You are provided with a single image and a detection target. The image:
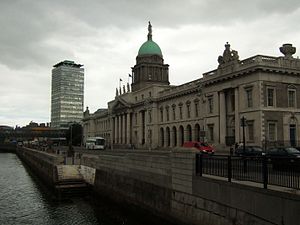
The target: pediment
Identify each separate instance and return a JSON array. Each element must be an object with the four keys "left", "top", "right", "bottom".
[{"left": 111, "top": 98, "right": 131, "bottom": 112}]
